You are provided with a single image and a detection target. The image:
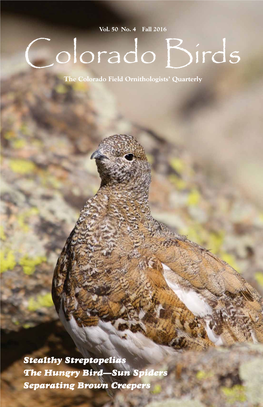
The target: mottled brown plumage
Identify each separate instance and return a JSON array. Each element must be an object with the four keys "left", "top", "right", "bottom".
[{"left": 52, "top": 134, "right": 263, "bottom": 378}]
